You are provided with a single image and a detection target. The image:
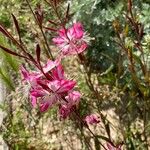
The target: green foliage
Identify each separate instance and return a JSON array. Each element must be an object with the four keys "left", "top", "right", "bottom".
[
  {"left": 0, "top": 34, "right": 19, "bottom": 90},
  {"left": 72, "top": 0, "right": 150, "bottom": 149},
  {"left": 72, "top": 0, "right": 124, "bottom": 72},
  {"left": 71, "top": 0, "right": 150, "bottom": 74}
]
